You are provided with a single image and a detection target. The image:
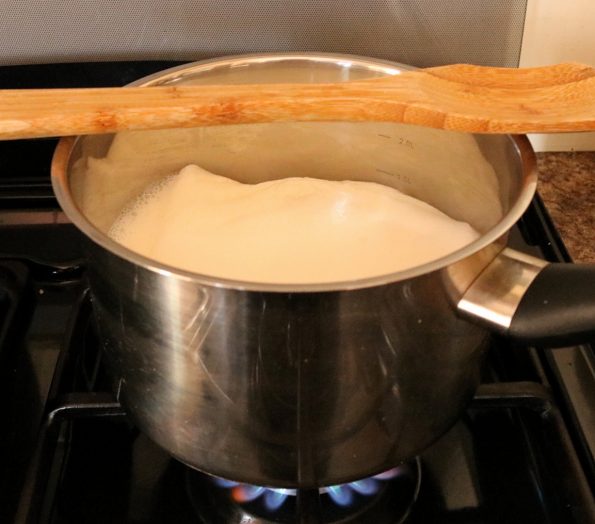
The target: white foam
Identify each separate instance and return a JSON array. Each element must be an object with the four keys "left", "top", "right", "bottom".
[
  {"left": 109, "top": 175, "right": 175, "bottom": 243},
  {"left": 109, "top": 164, "right": 480, "bottom": 284}
]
